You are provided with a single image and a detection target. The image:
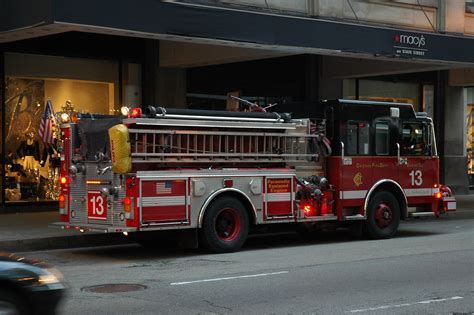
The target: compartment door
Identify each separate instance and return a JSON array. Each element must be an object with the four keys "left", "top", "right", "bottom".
[
  {"left": 265, "top": 177, "right": 294, "bottom": 218},
  {"left": 140, "top": 179, "right": 188, "bottom": 224}
]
